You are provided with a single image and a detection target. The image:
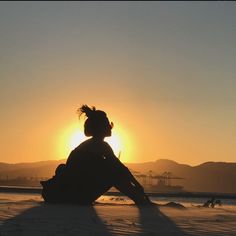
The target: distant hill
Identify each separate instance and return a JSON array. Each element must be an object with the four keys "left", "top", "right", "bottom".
[
  {"left": 0, "top": 159, "right": 236, "bottom": 194},
  {"left": 127, "top": 159, "right": 236, "bottom": 194},
  {"left": 0, "top": 160, "right": 64, "bottom": 179}
]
